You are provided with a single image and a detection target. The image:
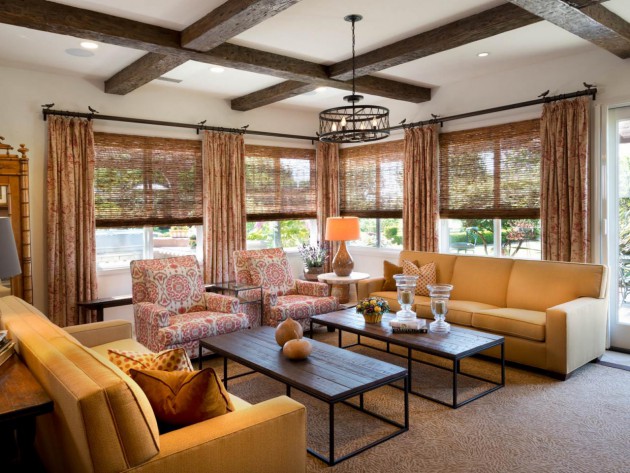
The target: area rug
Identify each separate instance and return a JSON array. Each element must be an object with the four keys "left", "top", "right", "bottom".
[{"left": 202, "top": 329, "right": 630, "bottom": 473}]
